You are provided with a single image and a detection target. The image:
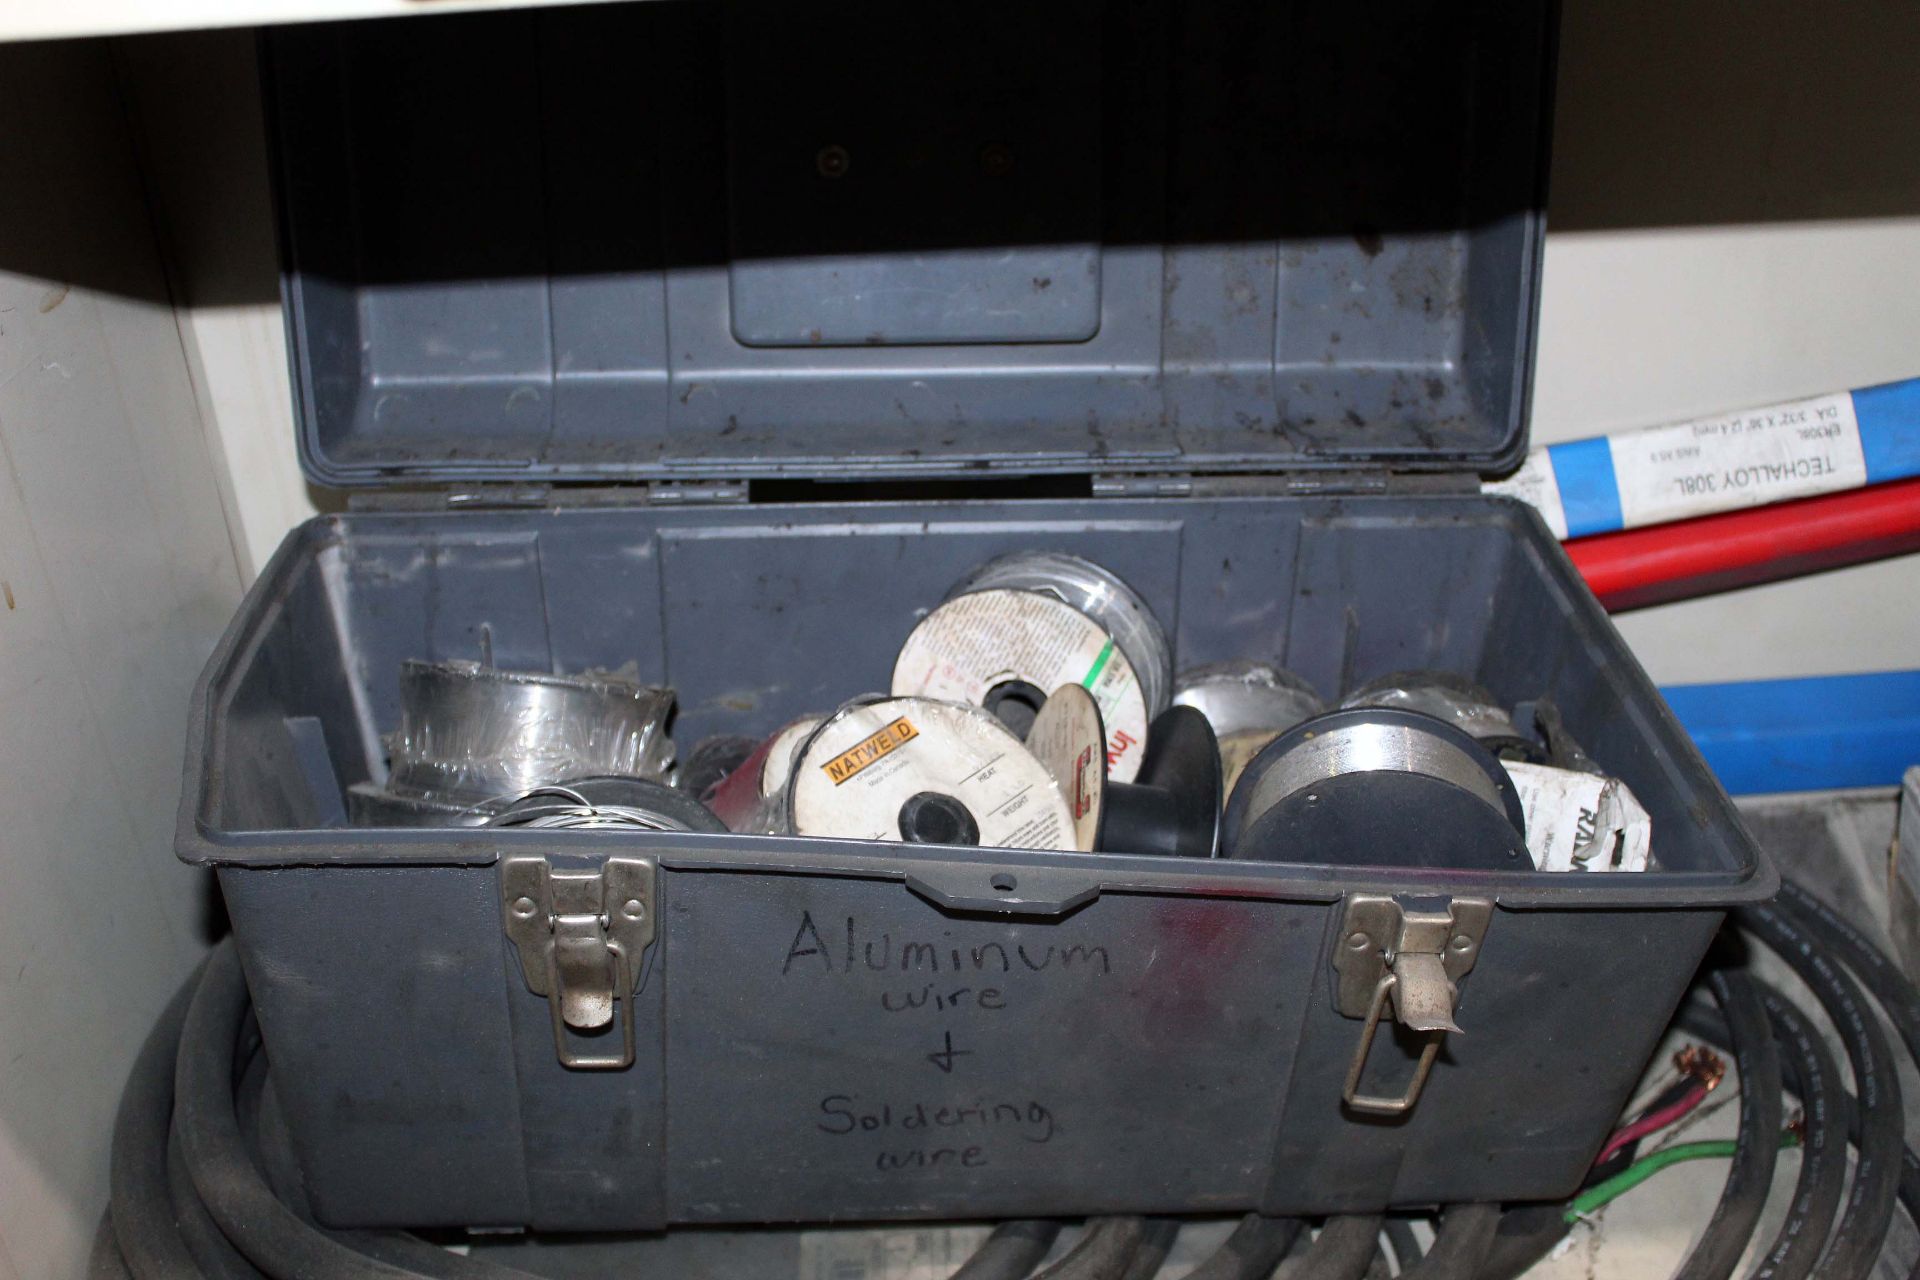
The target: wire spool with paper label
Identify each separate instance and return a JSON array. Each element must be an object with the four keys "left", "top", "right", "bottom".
[
  {"left": 1223, "top": 707, "right": 1528, "bottom": 870},
  {"left": 1340, "top": 670, "right": 1545, "bottom": 763},
  {"left": 943, "top": 551, "right": 1173, "bottom": 720},
  {"left": 1174, "top": 662, "right": 1325, "bottom": 795},
  {"left": 786, "top": 697, "right": 1075, "bottom": 851},
  {"left": 892, "top": 589, "right": 1153, "bottom": 783},
  {"left": 487, "top": 776, "right": 725, "bottom": 832},
  {"left": 1029, "top": 684, "right": 1223, "bottom": 859}
]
